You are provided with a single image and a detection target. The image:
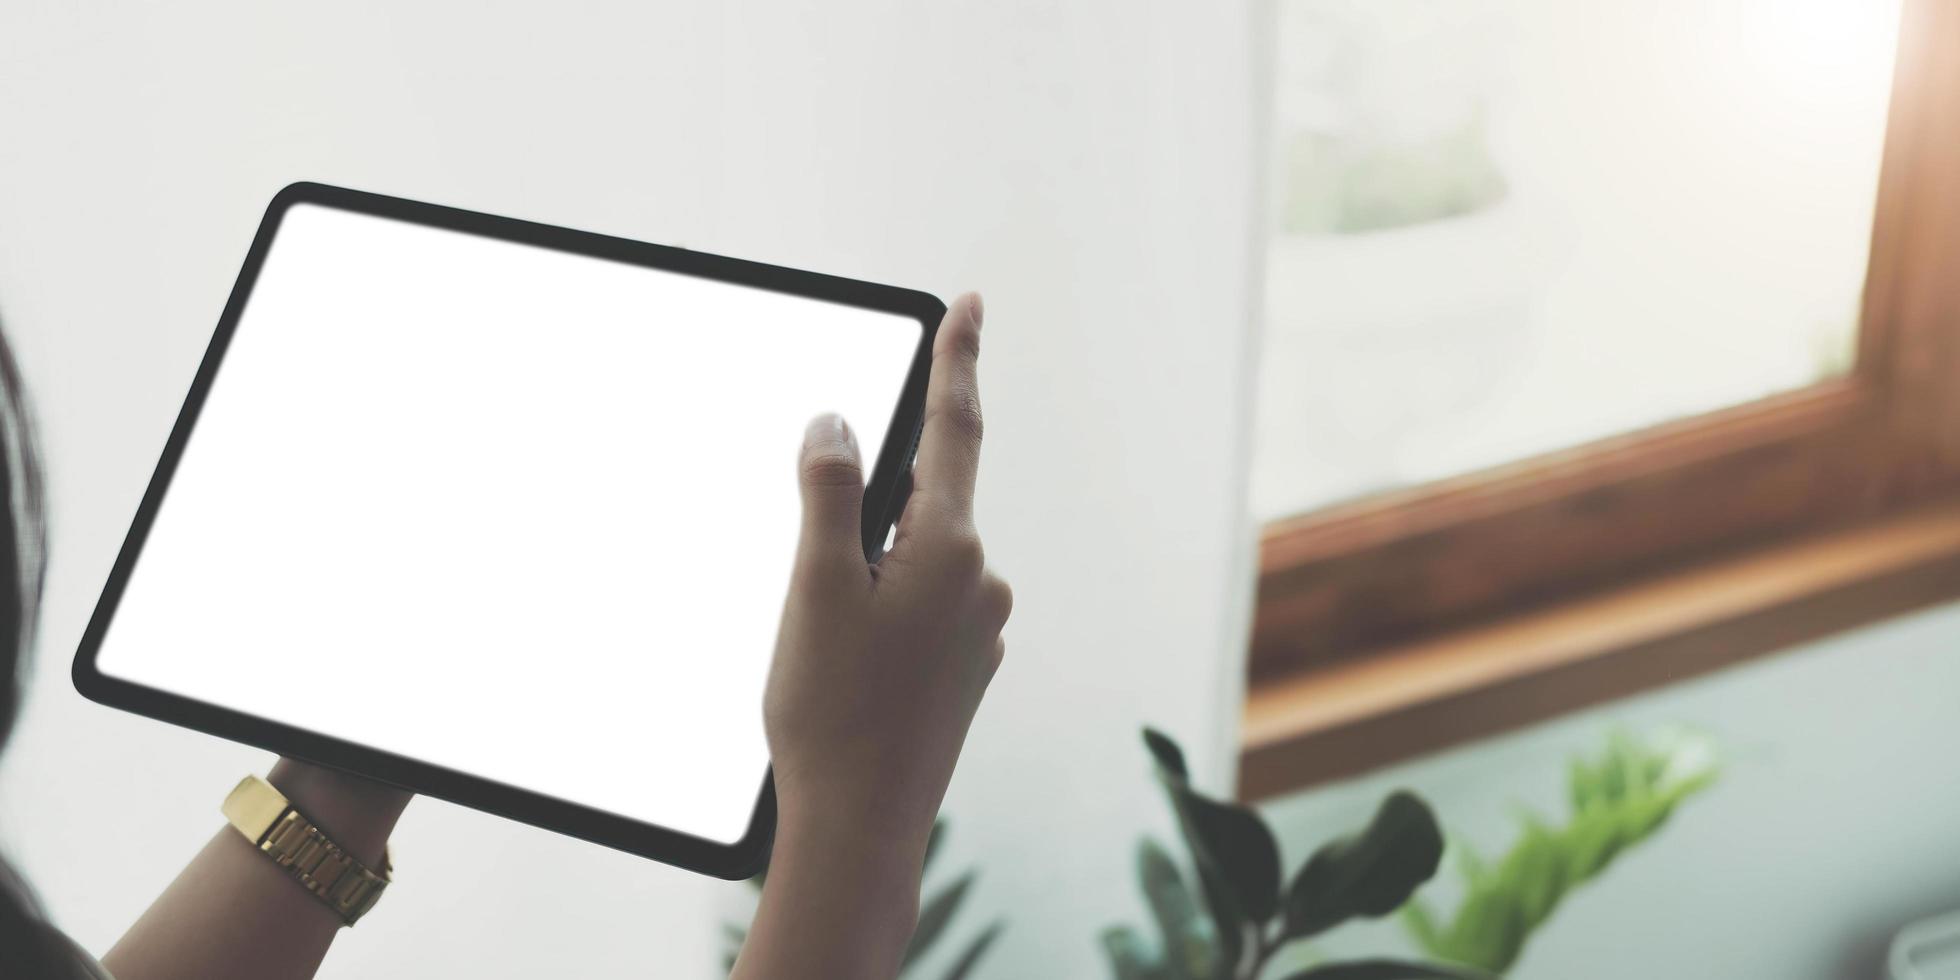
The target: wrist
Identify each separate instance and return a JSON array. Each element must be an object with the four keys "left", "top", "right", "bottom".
[
  {"left": 772, "top": 764, "right": 940, "bottom": 863},
  {"left": 777, "top": 803, "right": 929, "bottom": 874},
  {"left": 265, "top": 758, "right": 411, "bottom": 867},
  {"left": 737, "top": 791, "right": 926, "bottom": 980},
  {"left": 773, "top": 790, "right": 927, "bottom": 902},
  {"left": 764, "top": 804, "right": 924, "bottom": 956}
]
